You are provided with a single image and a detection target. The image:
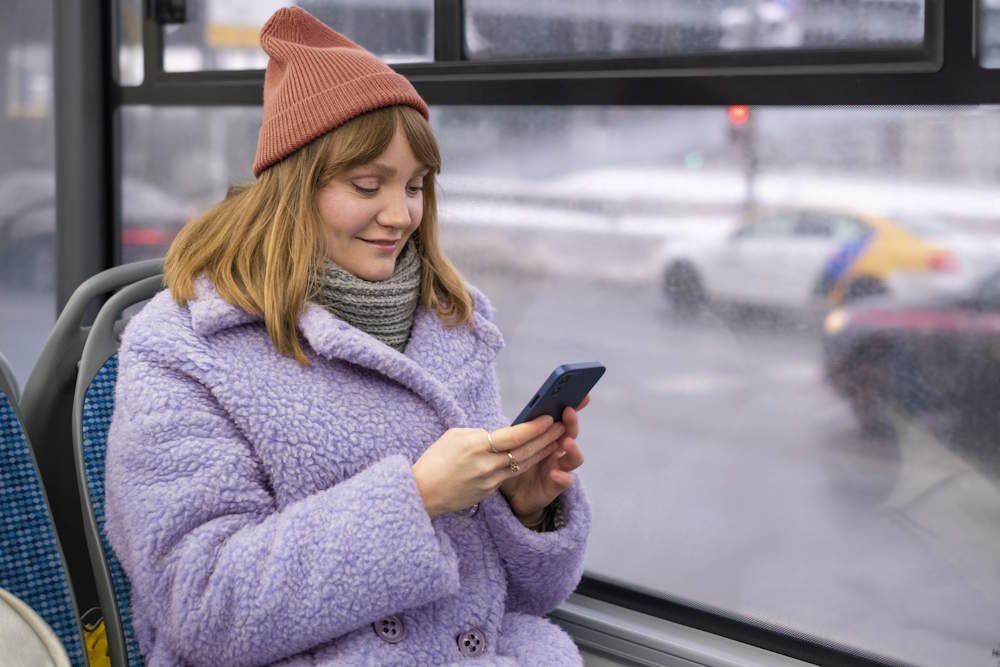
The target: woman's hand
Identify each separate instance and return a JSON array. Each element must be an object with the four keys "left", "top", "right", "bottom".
[
  {"left": 412, "top": 415, "right": 566, "bottom": 519},
  {"left": 500, "top": 396, "right": 589, "bottom": 526}
]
